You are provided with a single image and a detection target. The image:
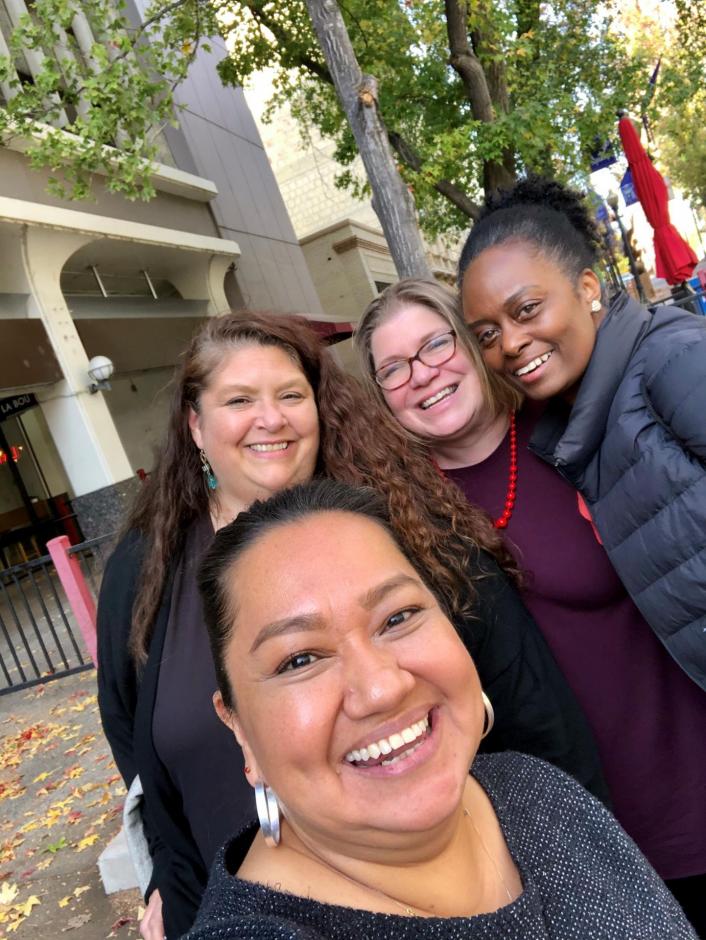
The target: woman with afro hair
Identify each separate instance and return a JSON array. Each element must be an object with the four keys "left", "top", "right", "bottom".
[{"left": 458, "top": 176, "right": 706, "bottom": 933}]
